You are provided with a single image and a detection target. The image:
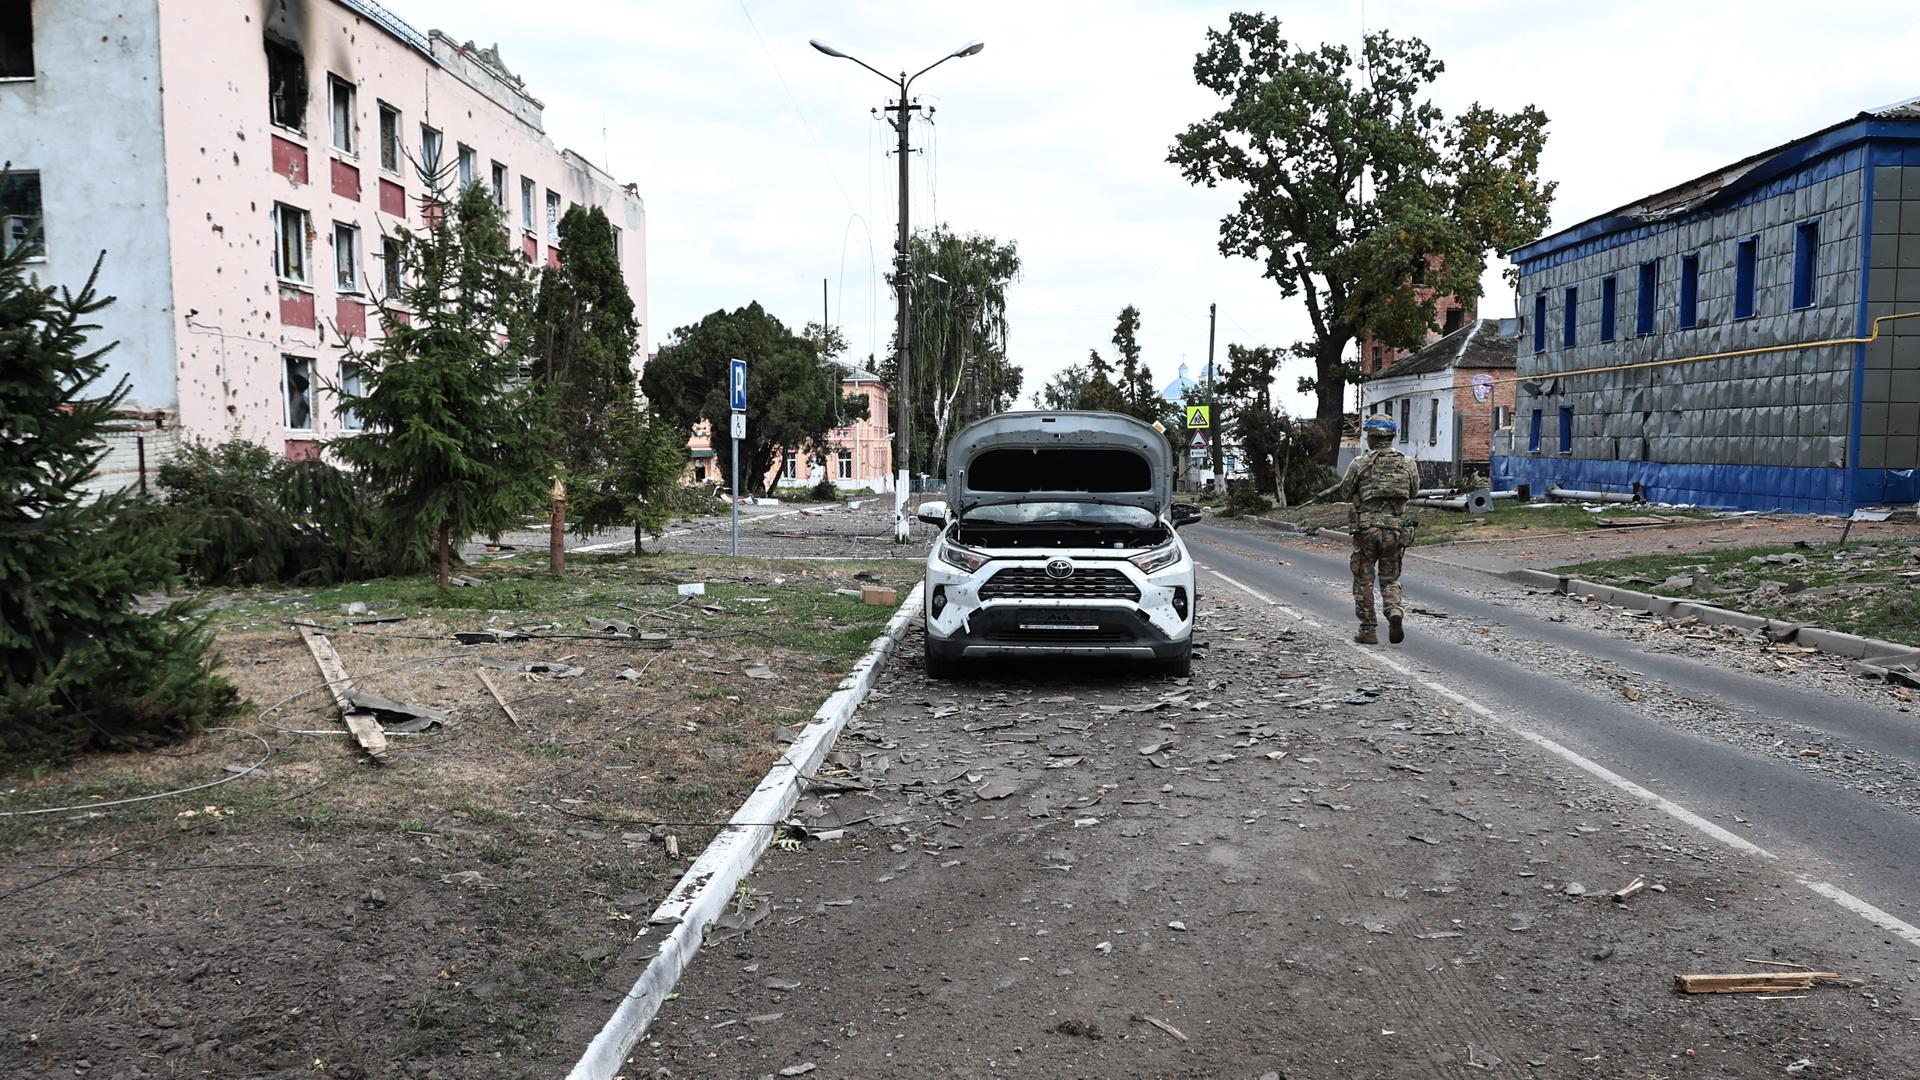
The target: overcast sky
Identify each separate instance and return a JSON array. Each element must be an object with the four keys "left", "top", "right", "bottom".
[{"left": 395, "top": 0, "right": 1920, "bottom": 415}]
